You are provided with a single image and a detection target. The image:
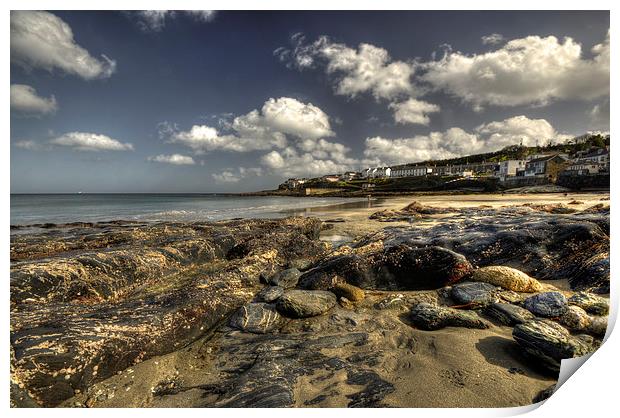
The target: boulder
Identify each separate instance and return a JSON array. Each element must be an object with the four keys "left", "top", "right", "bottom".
[
  {"left": 568, "top": 292, "right": 609, "bottom": 315},
  {"left": 254, "top": 286, "right": 285, "bottom": 303},
  {"left": 409, "top": 303, "right": 490, "bottom": 331},
  {"left": 471, "top": 266, "right": 542, "bottom": 292},
  {"left": 512, "top": 319, "right": 593, "bottom": 372},
  {"left": 450, "top": 282, "right": 498, "bottom": 307},
  {"left": 587, "top": 316, "right": 608, "bottom": 337},
  {"left": 523, "top": 292, "right": 568, "bottom": 317},
  {"left": 229, "top": 303, "right": 284, "bottom": 334},
  {"left": 276, "top": 290, "right": 337, "bottom": 318},
  {"left": 267, "top": 268, "right": 301, "bottom": 289},
  {"left": 332, "top": 283, "right": 365, "bottom": 302},
  {"left": 483, "top": 303, "right": 535, "bottom": 326},
  {"left": 558, "top": 305, "right": 591, "bottom": 332}
]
